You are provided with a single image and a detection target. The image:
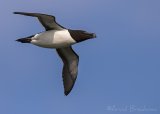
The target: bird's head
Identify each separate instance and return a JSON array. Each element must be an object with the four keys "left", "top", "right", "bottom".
[{"left": 69, "top": 30, "right": 96, "bottom": 43}]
